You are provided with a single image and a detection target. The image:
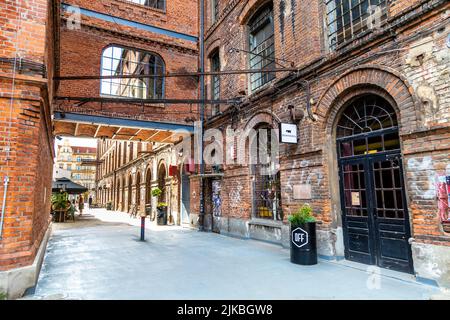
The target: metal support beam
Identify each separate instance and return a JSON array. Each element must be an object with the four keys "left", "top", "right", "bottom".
[
  {"left": 55, "top": 96, "right": 241, "bottom": 105},
  {"left": 54, "top": 112, "right": 195, "bottom": 133},
  {"left": 55, "top": 67, "right": 299, "bottom": 81}
]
